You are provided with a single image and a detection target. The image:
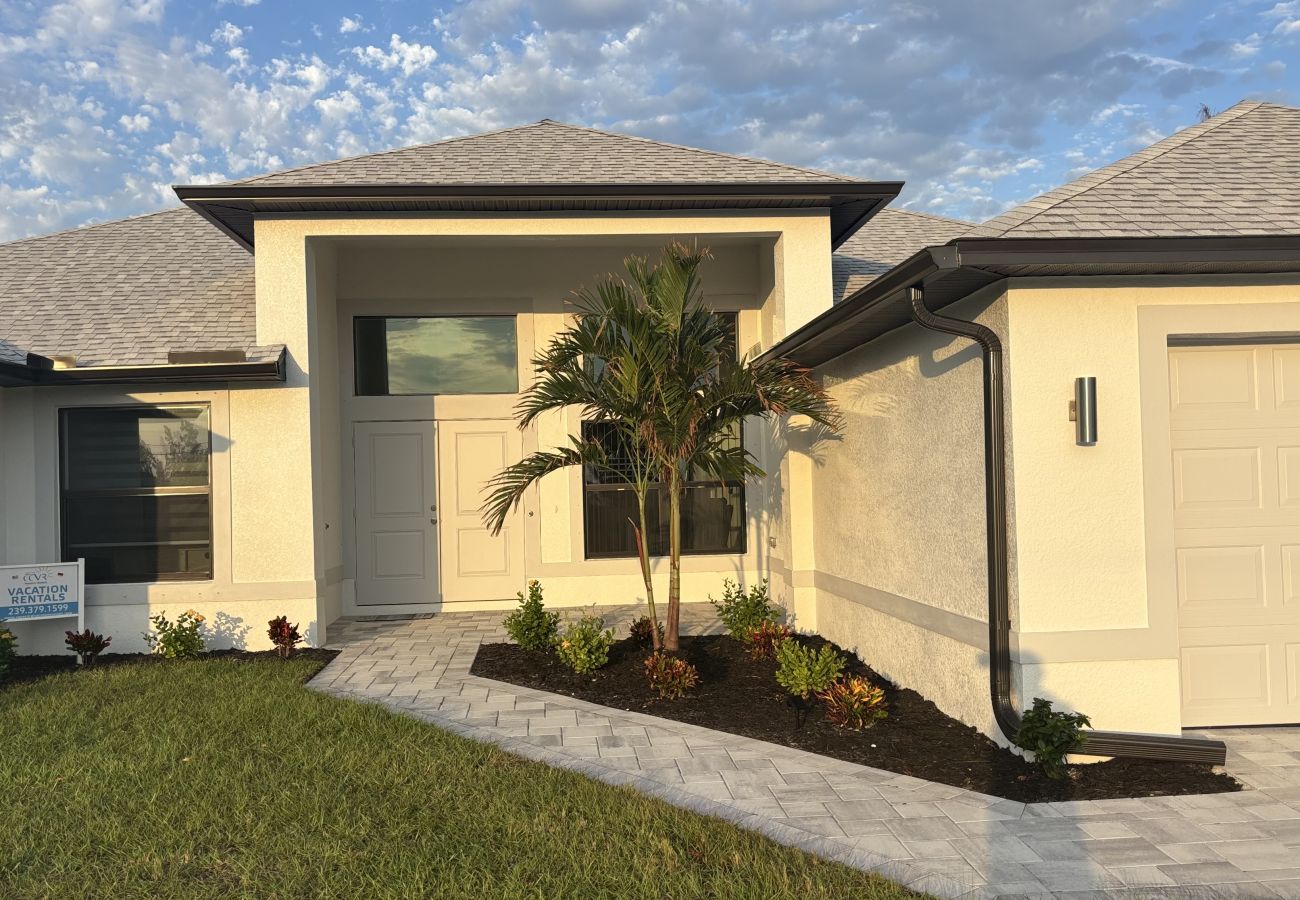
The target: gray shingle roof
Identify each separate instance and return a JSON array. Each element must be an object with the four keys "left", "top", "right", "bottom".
[
  {"left": 0, "top": 207, "right": 264, "bottom": 367},
  {"left": 969, "top": 101, "right": 1300, "bottom": 239},
  {"left": 832, "top": 207, "right": 971, "bottom": 301},
  {"left": 225, "top": 119, "right": 857, "bottom": 187}
]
